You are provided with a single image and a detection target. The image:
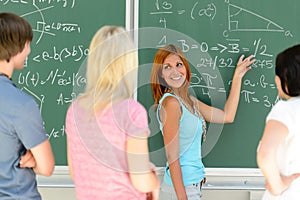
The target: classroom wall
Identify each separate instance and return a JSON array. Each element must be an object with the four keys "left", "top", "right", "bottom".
[
  {"left": 38, "top": 186, "right": 265, "bottom": 200},
  {"left": 38, "top": 188, "right": 264, "bottom": 200},
  {"left": 39, "top": 188, "right": 263, "bottom": 200},
  {"left": 37, "top": 167, "right": 266, "bottom": 200}
]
